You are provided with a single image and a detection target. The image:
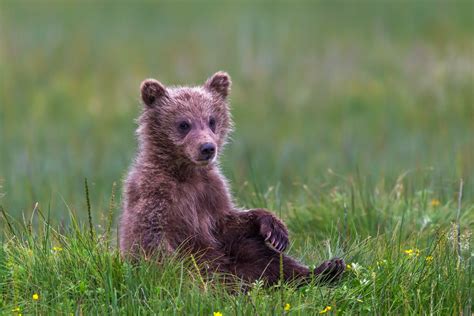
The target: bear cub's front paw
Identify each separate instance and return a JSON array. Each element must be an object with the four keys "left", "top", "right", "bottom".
[
  {"left": 313, "top": 258, "right": 345, "bottom": 283},
  {"left": 258, "top": 214, "right": 289, "bottom": 253}
]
